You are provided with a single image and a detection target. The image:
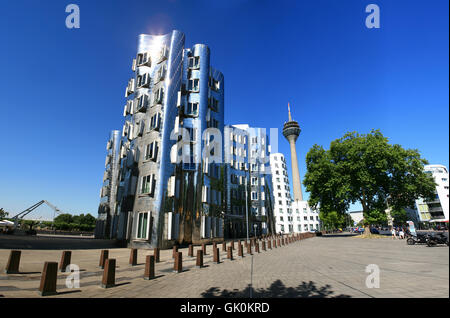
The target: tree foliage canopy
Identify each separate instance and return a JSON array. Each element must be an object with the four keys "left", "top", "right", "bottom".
[
  {"left": 53, "top": 213, "right": 96, "bottom": 231},
  {"left": 0, "top": 208, "right": 9, "bottom": 219},
  {"left": 303, "top": 130, "right": 436, "bottom": 226},
  {"left": 319, "top": 211, "right": 351, "bottom": 230}
]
